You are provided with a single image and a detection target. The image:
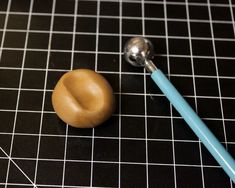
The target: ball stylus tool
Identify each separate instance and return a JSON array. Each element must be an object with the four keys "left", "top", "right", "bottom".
[{"left": 124, "top": 37, "right": 235, "bottom": 183}]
